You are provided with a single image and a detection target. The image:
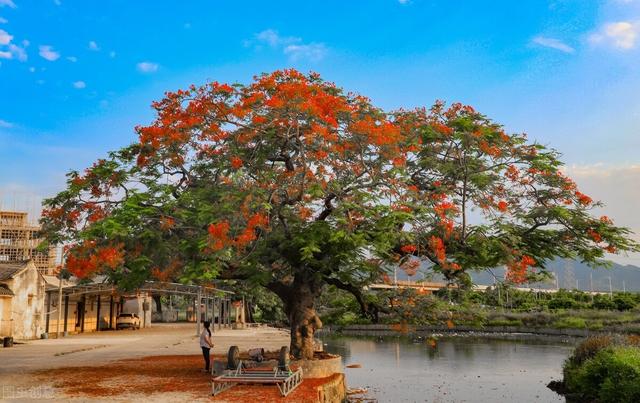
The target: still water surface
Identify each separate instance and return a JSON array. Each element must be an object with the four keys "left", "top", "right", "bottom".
[{"left": 321, "top": 335, "right": 574, "bottom": 403}]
